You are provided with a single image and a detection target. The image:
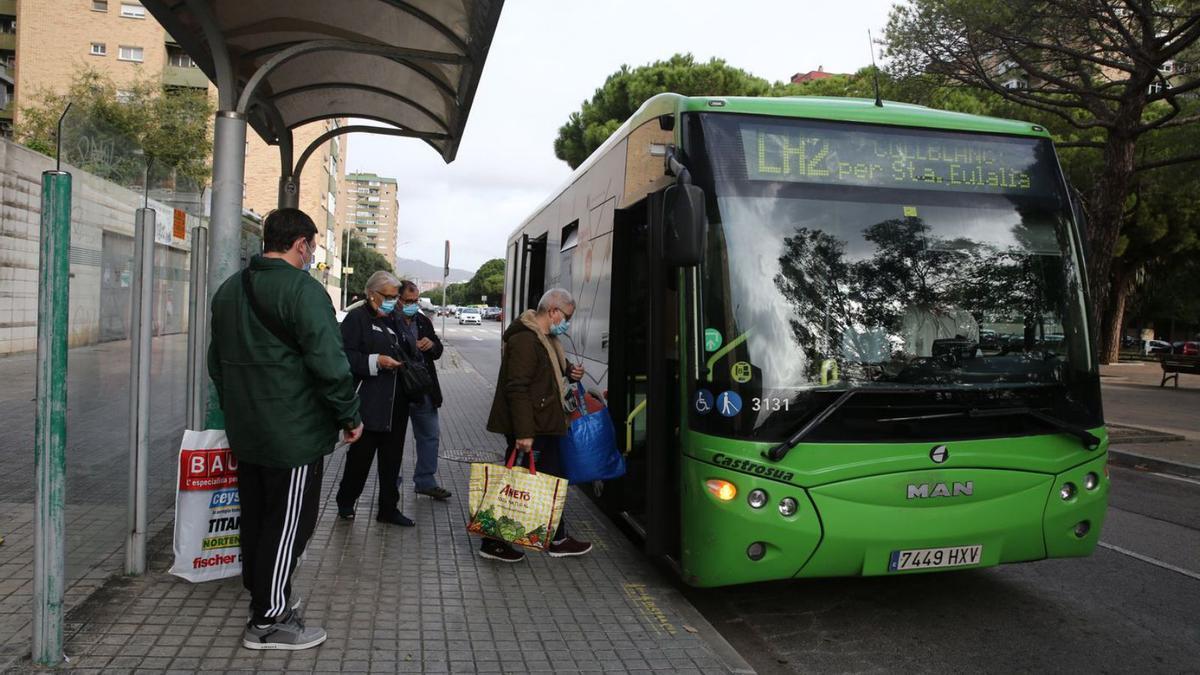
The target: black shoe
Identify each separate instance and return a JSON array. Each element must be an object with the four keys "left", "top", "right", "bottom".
[
  {"left": 547, "top": 537, "right": 593, "bottom": 558},
  {"left": 479, "top": 539, "right": 525, "bottom": 563},
  {"left": 416, "top": 486, "right": 452, "bottom": 500},
  {"left": 376, "top": 511, "right": 415, "bottom": 527},
  {"left": 337, "top": 504, "right": 355, "bottom": 520}
]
